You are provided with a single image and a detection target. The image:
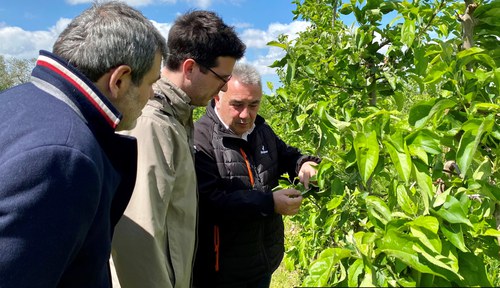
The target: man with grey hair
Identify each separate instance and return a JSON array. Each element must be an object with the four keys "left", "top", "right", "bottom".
[
  {"left": 0, "top": 2, "right": 167, "bottom": 287},
  {"left": 193, "top": 63, "right": 320, "bottom": 287}
]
